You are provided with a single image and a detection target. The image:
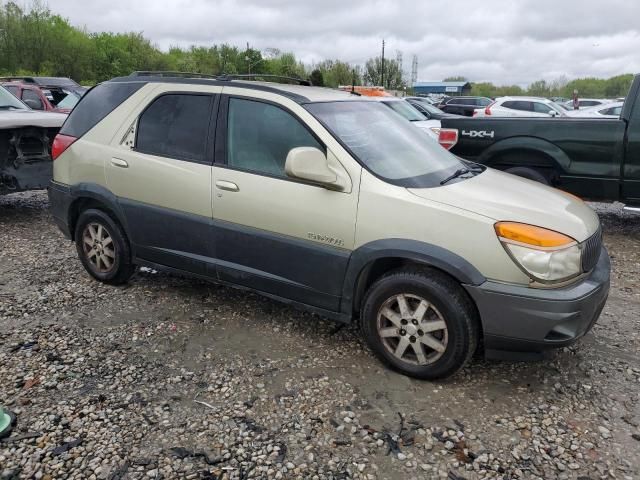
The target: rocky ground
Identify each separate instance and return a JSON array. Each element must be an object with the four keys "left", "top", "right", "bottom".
[{"left": 0, "top": 191, "right": 639, "bottom": 480}]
